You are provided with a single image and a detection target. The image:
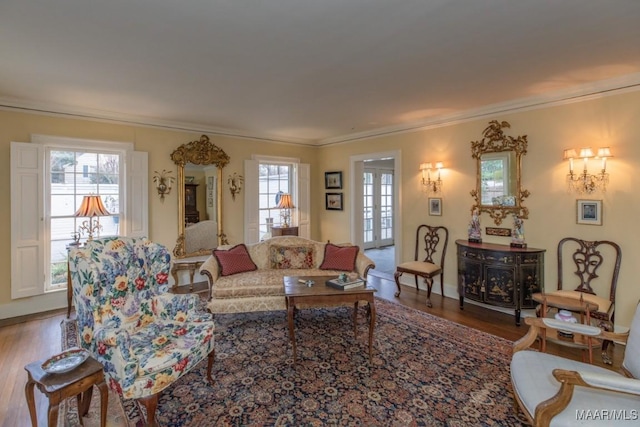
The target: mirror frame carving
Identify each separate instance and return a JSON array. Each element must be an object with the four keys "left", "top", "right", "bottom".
[
  {"left": 171, "top": 135, "right": 230, "bottom": 257},
  {"left": 470, "top": 120, "right": 530, "bottom": 225}
]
